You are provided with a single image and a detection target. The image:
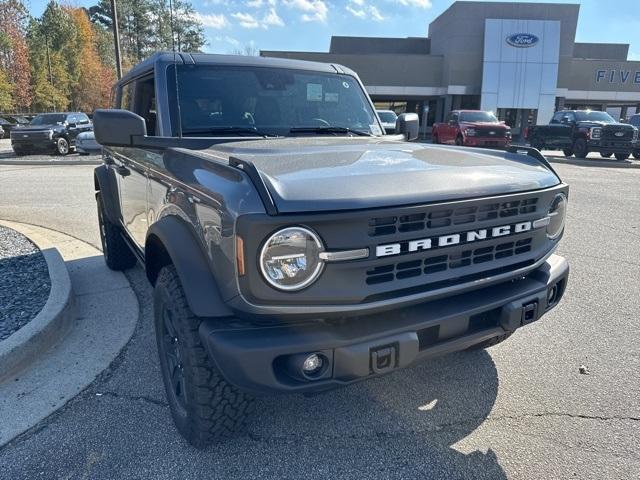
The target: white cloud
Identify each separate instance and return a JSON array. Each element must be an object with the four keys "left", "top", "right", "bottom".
[
  {"left": 191, "top": 12, "right": 229, "bottom": 29},
  {"left": 214, "top": 35, "right": 241, "bottom": 47},
  {"left": 283, "top": 0, "right": 328, "bottom": 23},
  {"left": 262, "top": 7, "right": 285, "bottom": 27},
  {"left": 396, "top": 0, "right": 432, "bottom": 8},
  {"left": 246, "top": 0, "right": 263, "bottom": 6},
  {"left": 232, "top": 11, "right": 260, "bottom": 28},
  {"left": 346, "top": 1, "right": 385, "bottom": 21}
]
